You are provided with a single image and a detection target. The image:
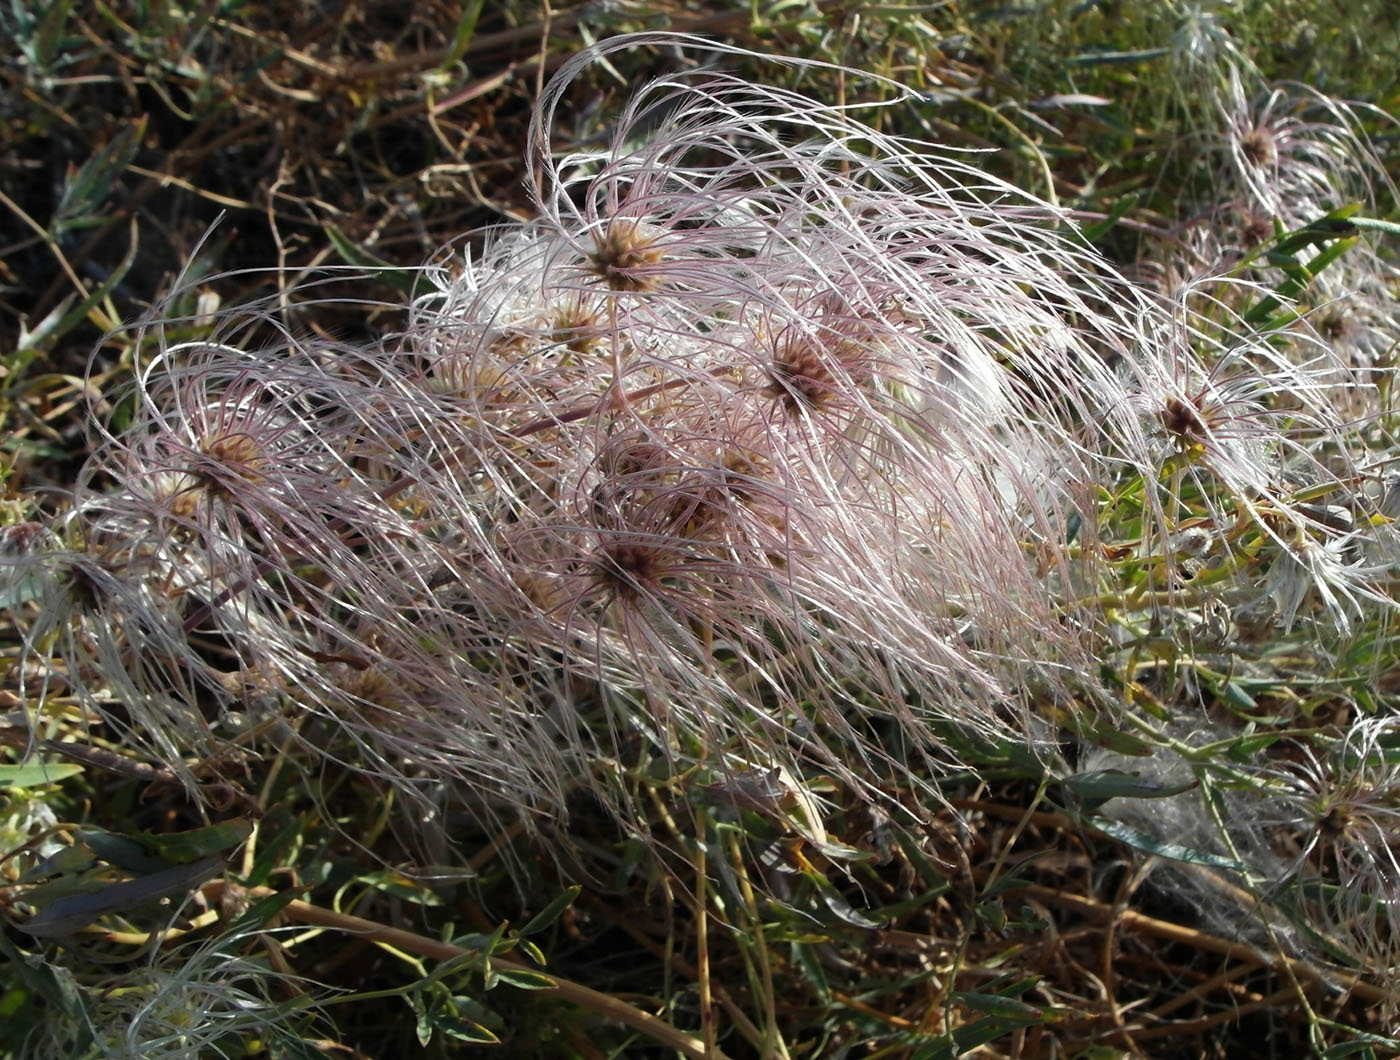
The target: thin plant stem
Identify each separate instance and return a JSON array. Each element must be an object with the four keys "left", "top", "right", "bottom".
[
  {"left": 201, "top": 880, "right": 732, "bottom": 1060},
  {"left": 722, "top": 828, "right": 790, "bottom": 1060},
  {"left": 693, "top": 804, "right": 716, "bottom": 1058}
]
